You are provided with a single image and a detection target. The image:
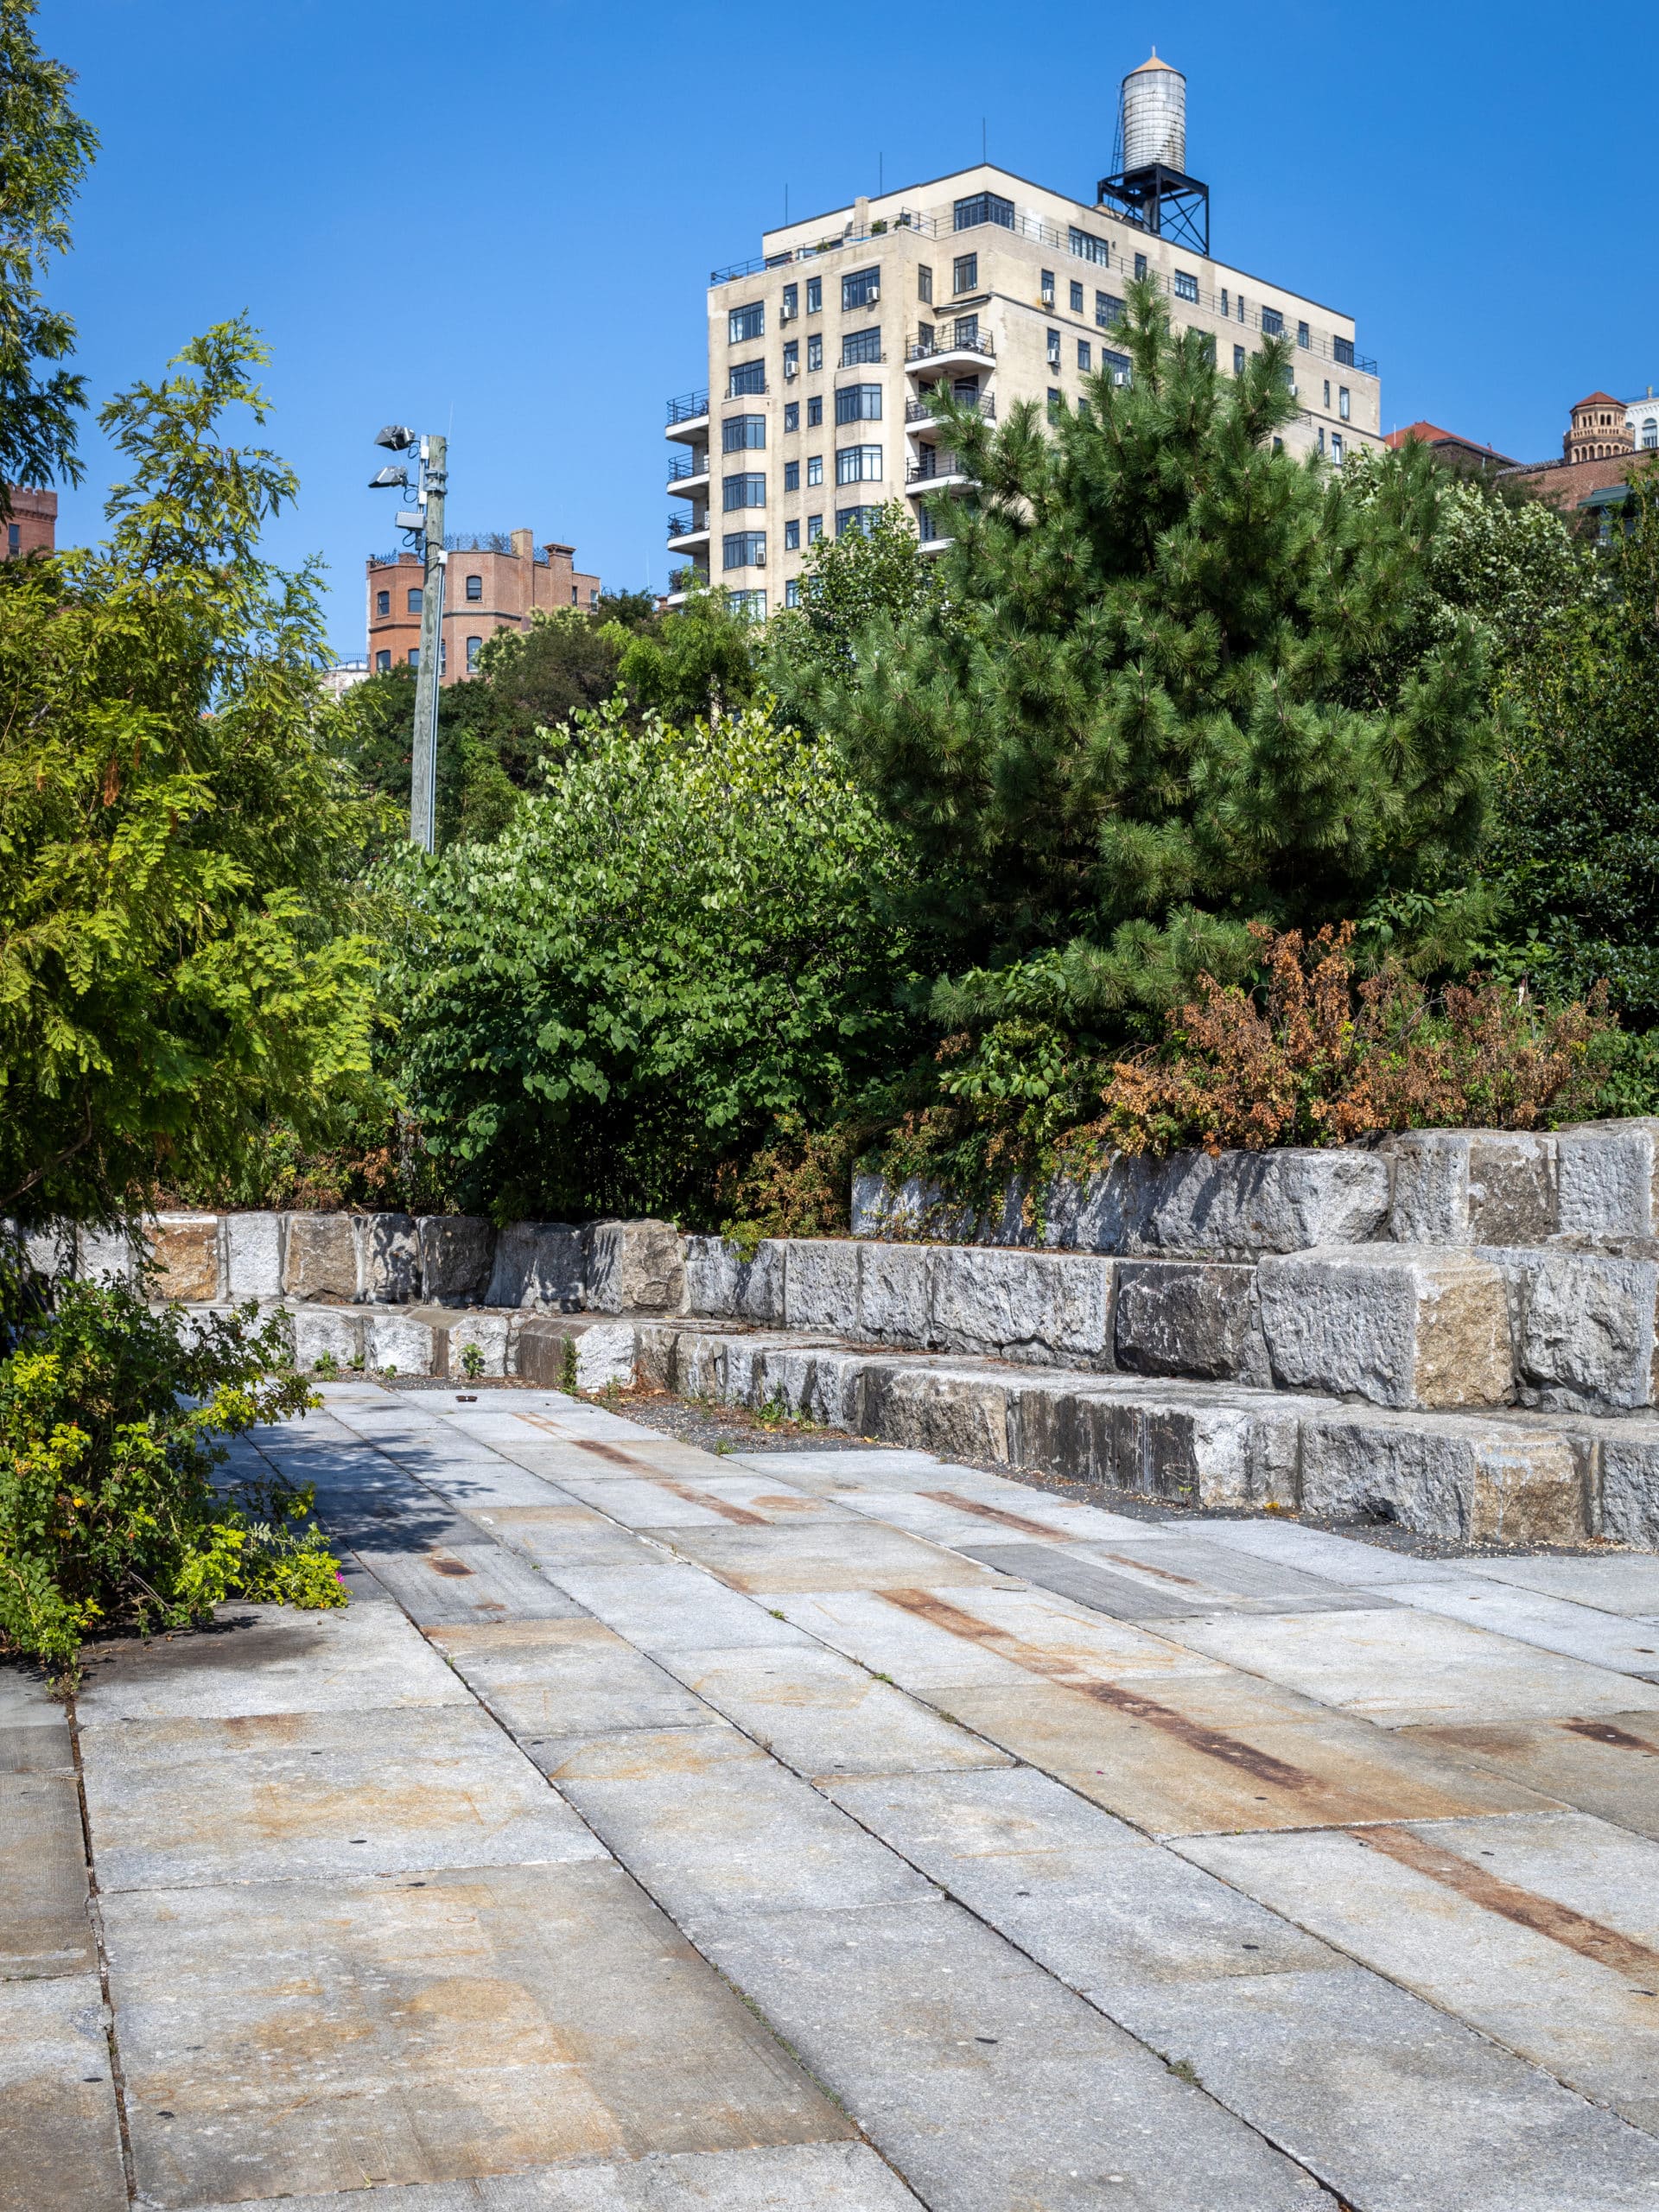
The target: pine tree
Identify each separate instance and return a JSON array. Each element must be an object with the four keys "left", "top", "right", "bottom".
[{"left": 812, "top": 279, "right": 1499, "bottom": 1031}]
